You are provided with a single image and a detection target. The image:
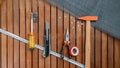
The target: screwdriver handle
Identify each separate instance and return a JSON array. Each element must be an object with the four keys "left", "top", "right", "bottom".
[{"left": 28, "top": 32, "right": 35, "bottom": 50}]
